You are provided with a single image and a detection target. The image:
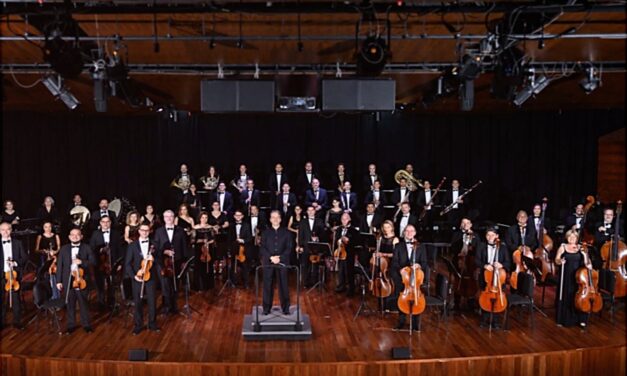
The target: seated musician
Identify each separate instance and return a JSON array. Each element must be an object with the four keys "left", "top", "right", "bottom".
[
  {"left": 504, "top": 210, "right": 538, "bottom": 255},
  {"left": 1, "top": 222, "right": 27, "bottom": 330},
  {"left": 391, "top": 224, "right": 427, "bottom": 331},
  {"left": 475, "top": 227, "right": 511, "bottom": 329},
  {"left": 125, "top": 224, "right": 160, "bottom": 334}
]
